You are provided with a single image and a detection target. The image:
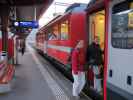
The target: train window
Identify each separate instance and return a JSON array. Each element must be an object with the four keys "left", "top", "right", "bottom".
[
  {"left": 53, "top": 25, "right": 60, "bottom": 40},
  {"left": 47, "top": 29, "right": 57, "bottom": 40},
  {"left": 48, "top": 33, "right": 57, "bottom": 40},
  {"left": 112, "top": 1, "right": 133, "bottom": 49},
  {"left": 61, "top": 21, "right": 69, "bottom": 40}
]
